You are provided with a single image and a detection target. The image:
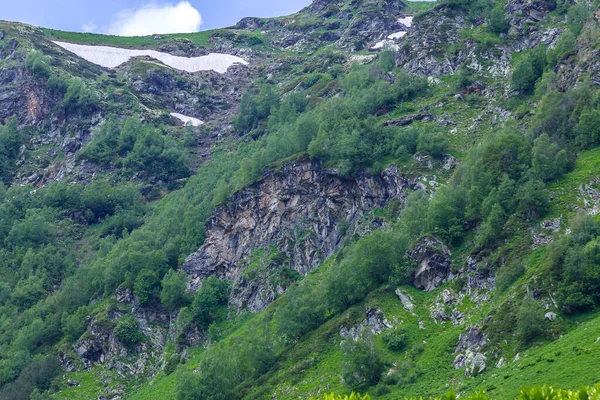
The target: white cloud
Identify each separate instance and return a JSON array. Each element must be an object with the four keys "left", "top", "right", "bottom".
[
  {"left": 107, "top": 1, "right": 203, "bottom": 37},
  {"left": 81, "top": 22, "right": 97, "bottom": 33}
]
